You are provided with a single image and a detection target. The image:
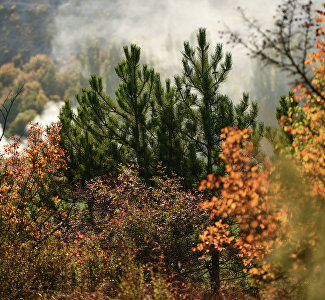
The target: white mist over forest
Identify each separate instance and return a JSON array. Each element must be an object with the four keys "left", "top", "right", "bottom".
[
  {"left": 46, "top": 0, "right": 322, "bottom": 127},
  {"left": 1, "top": 0, "right": 323, "bottom": 131},
  {"left": 51, "top": 0, "right": 282, "bottom": 101}
]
